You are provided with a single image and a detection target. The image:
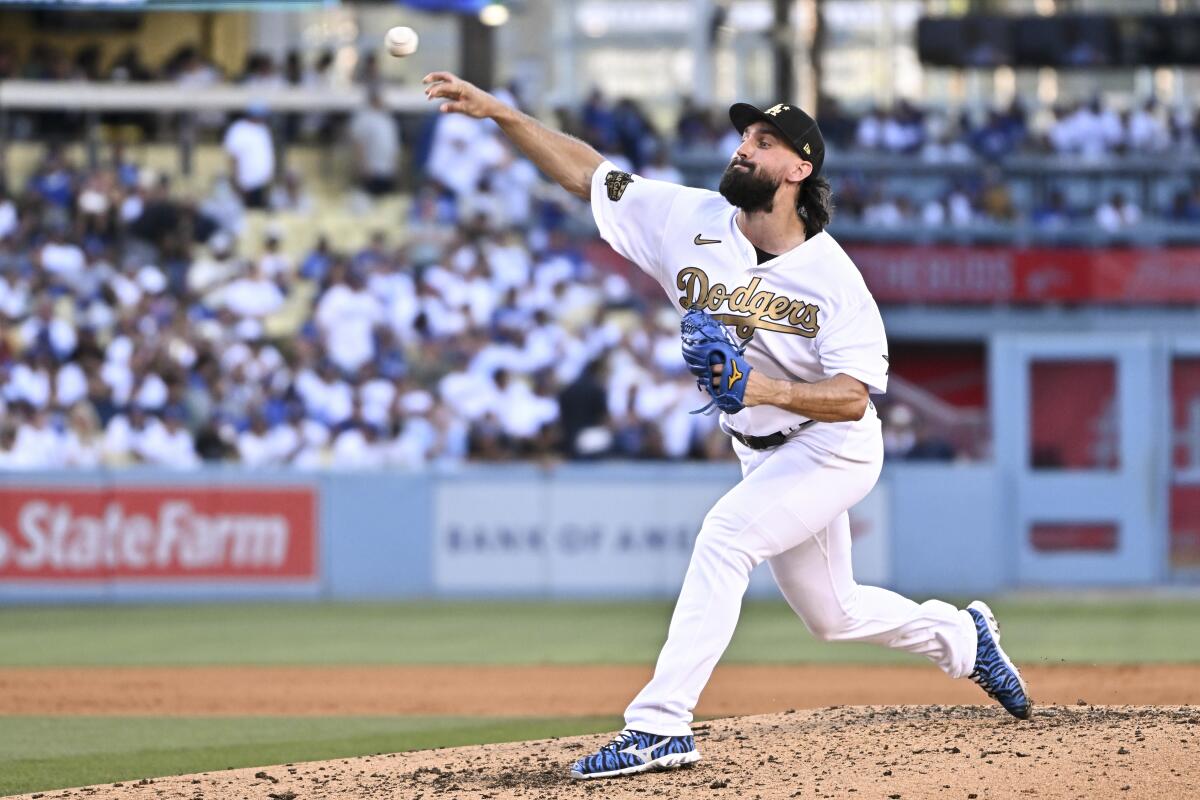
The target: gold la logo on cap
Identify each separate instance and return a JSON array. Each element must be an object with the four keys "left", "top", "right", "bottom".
[
  {"left": 764, "top": 103, "right": 790, "bottom": 116},
  {"left": 803, "top": 142, "right": 812, "bottom": 155}
]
